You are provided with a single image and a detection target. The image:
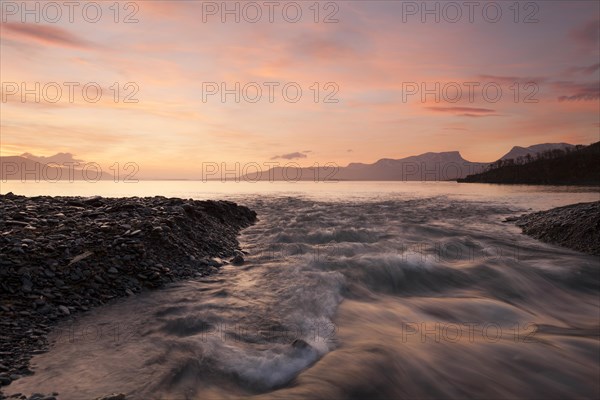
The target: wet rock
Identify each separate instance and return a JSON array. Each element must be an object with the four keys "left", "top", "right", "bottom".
[
  {"left": 27, "top": 394, "right": 53, "bottom": 400},
  {"left": 95, "top": 394, "right": 127, "bottom": 400},
  {"left": 292, "top": 339, "right": 311, "bottom": 350},
  {"left": 36, "top": 304, "right": 54, "bottom": 316},
  {"left": 6, "top": 220, "right": 28, "bottom": 226},
  {"left": 206, "top": 257, "right": 224, "bottom": 267},
  {"left": 515, "top": 201, "right": 600, "bottom": 255},
  {"left": 57, "top": 305, "right": 70, "bottom": 316},
  {"left": 0, "top": 373, "right": 12, "bottom": 385},
  {"left": 231, "top": 250, "right": 245, "bottom": 266},
  {"left": 84, "top": 196, "right": 104, "bottom": 207},
  {"left": 20, "top": 277, "right": 32, "bottom": 293},
  {"left": 68, "top": 251, "right": 94, "bottom": 265}
]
